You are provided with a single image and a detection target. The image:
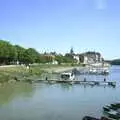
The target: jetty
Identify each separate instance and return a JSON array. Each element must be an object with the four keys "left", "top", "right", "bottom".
[
  {"left": 72, "top": 66, "right": 110, "bottom": 75},
  {"left": 26, "top": 78, "right": 116, "bottom": 87}
]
